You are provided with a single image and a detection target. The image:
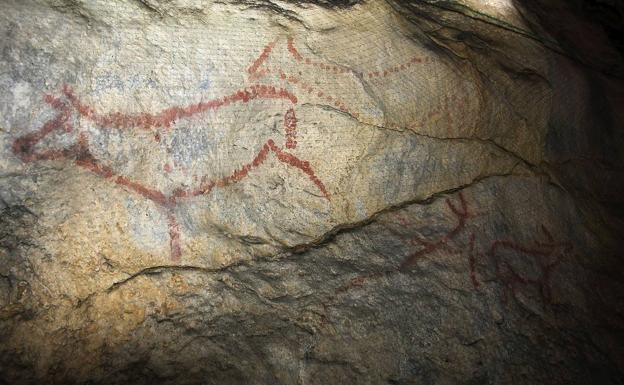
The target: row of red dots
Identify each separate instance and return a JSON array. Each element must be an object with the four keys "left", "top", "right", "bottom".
[
  {"left": 287, "top": 37, "right": 429, "bottom": 80},
  {"left": 366, "top": 56, "right": 430, "bottom": 79}
]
